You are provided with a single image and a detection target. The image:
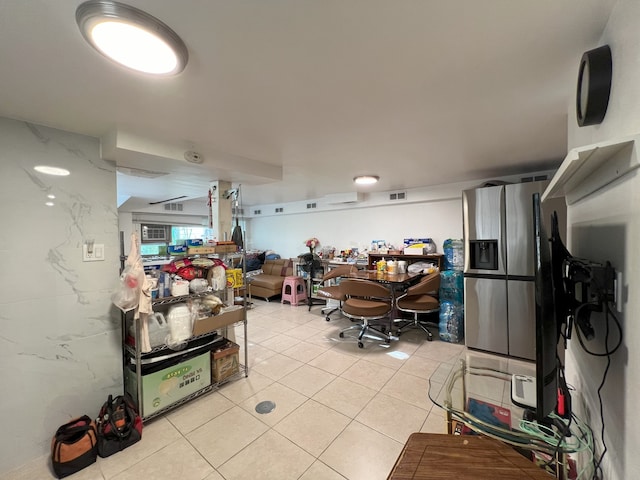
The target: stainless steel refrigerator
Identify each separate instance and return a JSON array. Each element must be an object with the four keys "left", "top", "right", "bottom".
[{"left": 462, "top": 181, "right": 564, "bottom": 360}]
